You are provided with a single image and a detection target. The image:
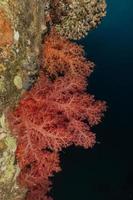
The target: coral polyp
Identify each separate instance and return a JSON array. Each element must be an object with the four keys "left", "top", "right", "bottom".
[{"left": 53, "top": 0, "right": 107, "bottom": 40}]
